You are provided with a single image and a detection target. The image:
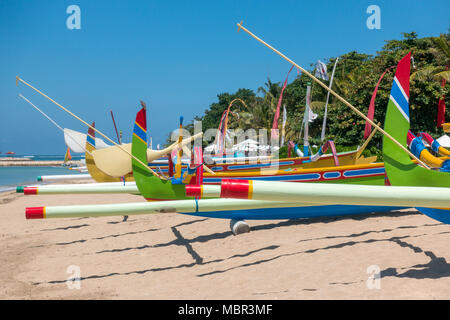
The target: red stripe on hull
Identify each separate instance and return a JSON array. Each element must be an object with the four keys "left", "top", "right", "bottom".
[
  {"left": 88, "top": 121, "right": 95, "bottom": 137},
  {"left": 136, "top": 108, "right": 147, "bottom": 131},
  {"left": 395, "top": 52, "right": 411, "bottom": 98}
]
